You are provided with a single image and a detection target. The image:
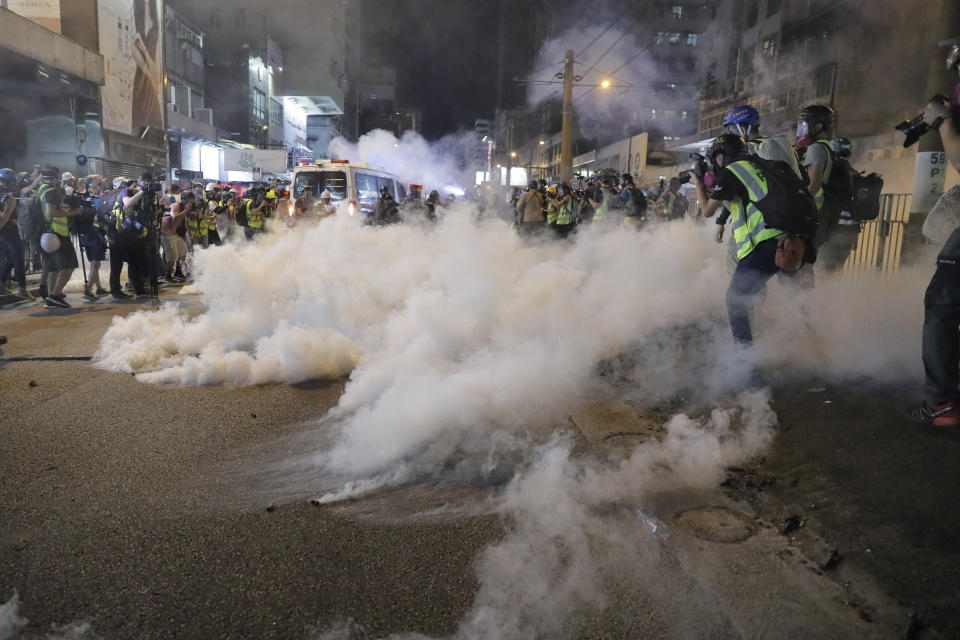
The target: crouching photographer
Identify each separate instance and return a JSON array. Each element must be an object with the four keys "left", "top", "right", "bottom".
[{"left": 907, "top": 44, "right": 960, "bottom": 427}]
